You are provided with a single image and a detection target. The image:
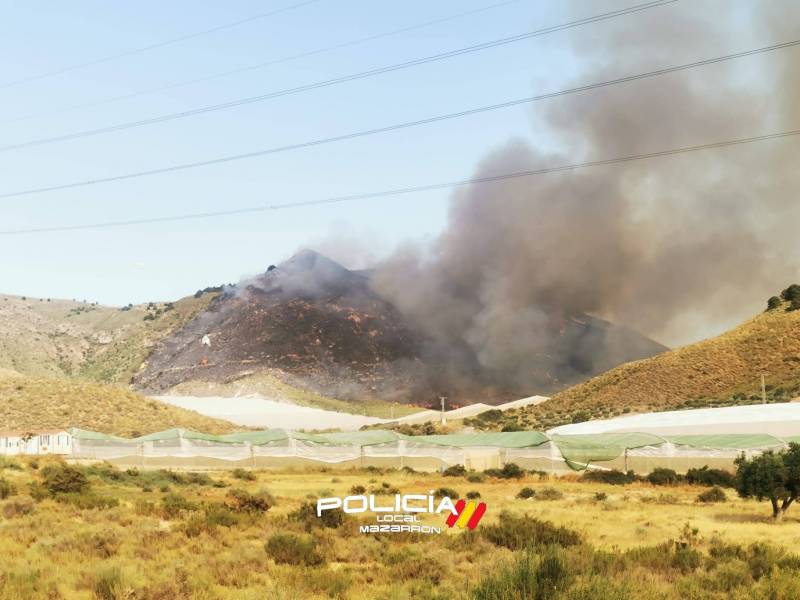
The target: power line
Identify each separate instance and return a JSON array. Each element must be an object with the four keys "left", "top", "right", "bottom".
[
  {"left": 0, "top": 38, "right": 795, "bottom": 200},
  {"left": 2, "top": 127, "right": 797, "bottom": 235},
  {"left": 2, "top": 0, "right": 523, "bottom": 125},
  {"left": 0, "top": 0, "right": 322, "bottom": 90},
  {"left": 0, "top": 0, "right": 676, "bottom": 153}
]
